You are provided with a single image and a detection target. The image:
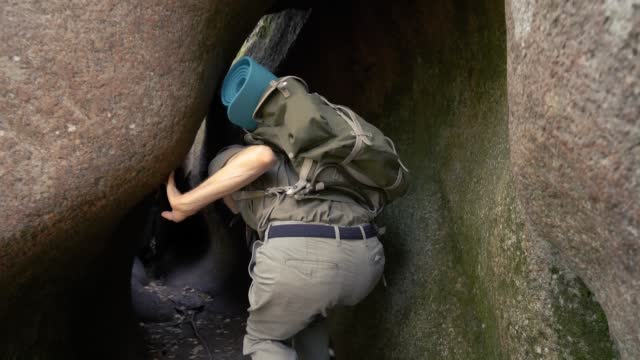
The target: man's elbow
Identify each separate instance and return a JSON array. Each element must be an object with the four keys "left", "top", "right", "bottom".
[{"left": 254, "top": 145, "right": 277, "bottom": 170}]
